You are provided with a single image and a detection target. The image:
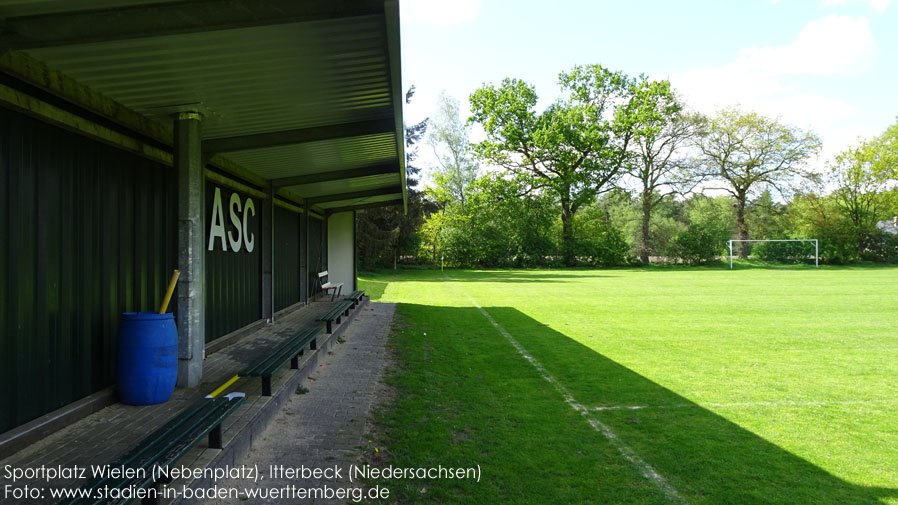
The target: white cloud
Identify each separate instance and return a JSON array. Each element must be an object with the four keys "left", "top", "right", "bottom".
[
  {"left": 737, "top": 15, "right": 876, "bottom": 76},
  {"left": 667, "top": 15, "right": 878, "bottom": 163},
  {"left": 401, "top": 0, "right": 482, "bottom": 26},
  {"left": 824, "top": 0, "right": 892, "bottom": 13}
]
